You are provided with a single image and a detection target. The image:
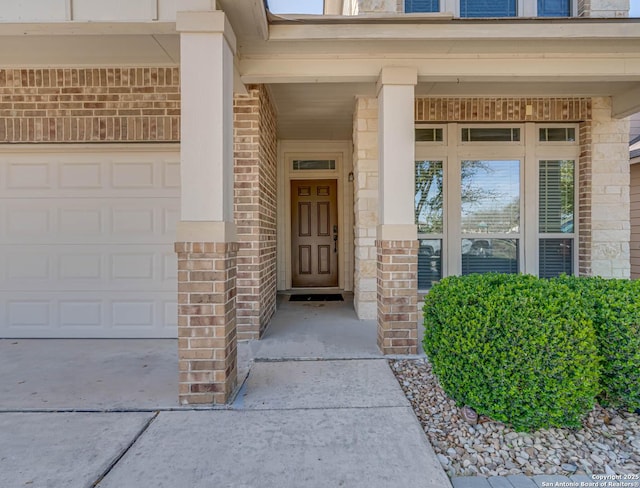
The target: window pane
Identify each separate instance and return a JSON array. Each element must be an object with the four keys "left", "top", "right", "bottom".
[
  {"left": 539, "top": 127, "right": 576, "bottom": 142},
  {"left": 539, "top": 238, "right": 573, "bottom": 278},
  {"left": 538, "top": 0, "right": 571, "bottom": 17},
  {"left": 462, "top": 127, "right": 520, "bottom": 142},
  {"left": 405, "top": 0, "right": 440, "bottom": 12},
  {"left": 460, "top": 0, "right": 516, "bottom": 17},
  {"left": 416, "top": 128, "right": 443, "bottom": 142},
  {"left": 461, "top": 160, "right": 520, "bottom": 234},
  {"left": 461, "top": 238, "right": 519, "bottom": 274},
  {"left": 292, "top": 160, "right": 336, "bottom": 170},
  {"left": 539, "top": 160, "right": 574, "bottom": 233},
  {"left": 415, "top": 161, "right": 444, "bottom": 233},
  {"left": 418, "top": 239, "right": 442, "bottom": 289}
]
